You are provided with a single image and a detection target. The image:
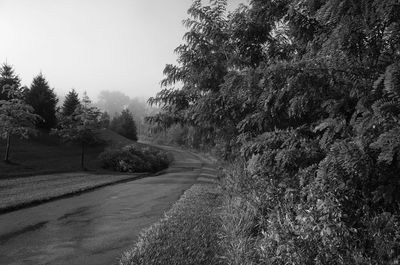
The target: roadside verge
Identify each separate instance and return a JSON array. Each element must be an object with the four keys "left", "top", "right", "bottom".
[
  {"left": 119, "top": 183, "right": 223, "bottom": 265},
  {"left": 119, "top": 148, "right": 223, "bottom": 265}
]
